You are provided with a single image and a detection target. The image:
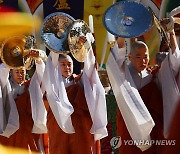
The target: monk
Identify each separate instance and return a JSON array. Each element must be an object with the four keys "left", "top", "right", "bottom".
[
  {"left": 45, "top": 54, "right": 100, "bottom": 154},
  {"left": 0, "top": 49, "right": 47, "bottom": 153},
  {"left": 42, "top": 31, "right": 108, "bottom": 153},
  {"left": 106, "top": 18, "right": 180, "bottom": 154}
]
